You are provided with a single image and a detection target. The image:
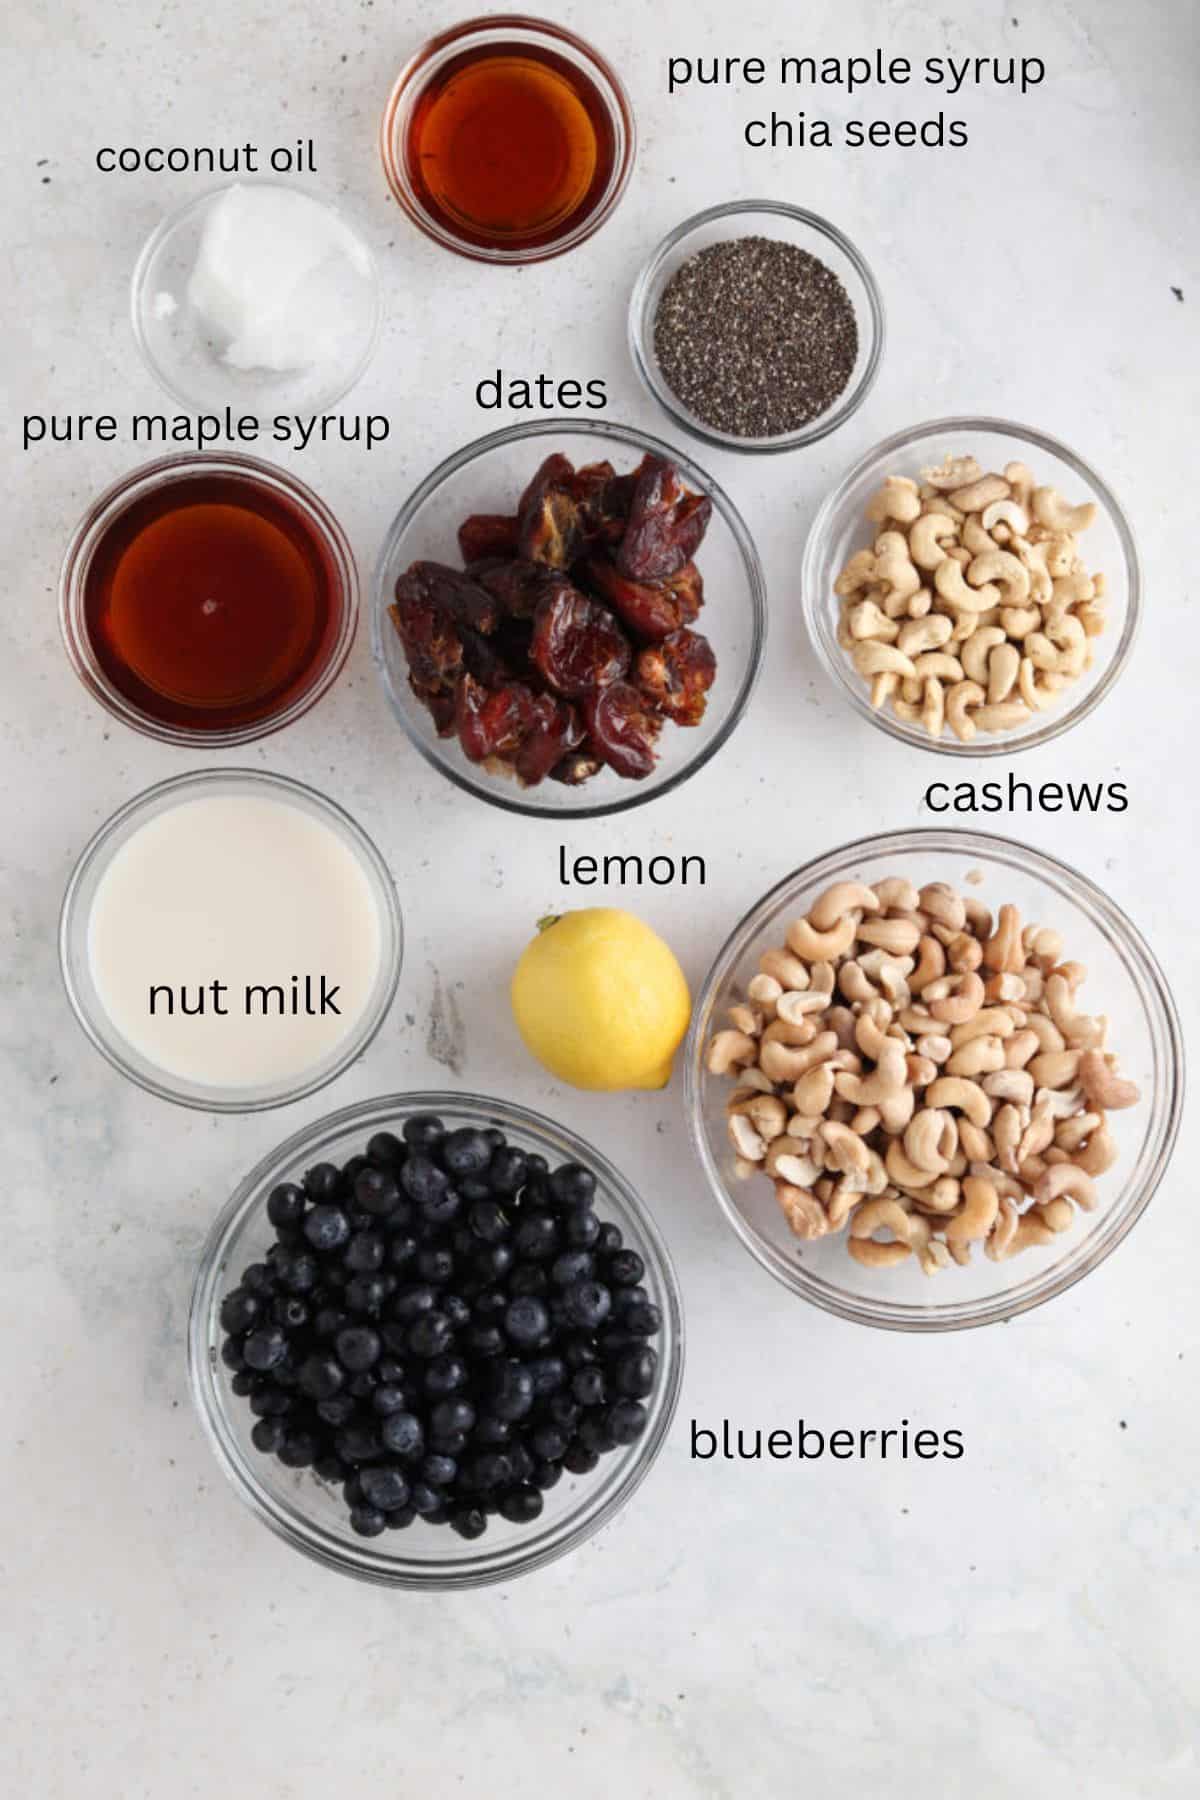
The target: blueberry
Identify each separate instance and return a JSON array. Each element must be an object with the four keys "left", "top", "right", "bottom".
[
  {"left": 550, "top": 1163, "right": 596, "bottom": 1210},
  {"left": 242, "top": 1326, "right": 287, "bottom": 1371},
  {"left": 564, "top": 1209, "right": 600, "bottom": 1249},
  {"left": 417, "top": 1246, "right": 455, "bottom": 1284},
  {"left": 457, "top": 1177, "right": 491, "bottom": 1204},
  {"left": 530, "top": 1423, "right": 569, "bottom": 1463},
  {"left": 551, "top": 1250, "right": 594, "bottom": 1288},
  {"left": 249, "top": 1384, "right": 292, "bottom": 1418},
  {"left": 615, "top": 1347, "right": 658, "bottom": 1398},
  {"left": 513, "top": 1212, "right": 558, "bottom": 1261},
  {"left": 509, "top": 1265, "right": 549, "bottom": 1299},
  {"left": 313, "top": 1305, "right": 347, "bottom": 1340},
  {"left": 359, "top": 1465, "right": 410, "bottom": 1512},
  {"left": 251, "top": 1417, "right": 287, "bottom": 1454},
  {"left": 272, "top": 1296, "right": 310, "bottom": 1331},
  {"left": 400, "top": 1155, "right": 449, "bottom": 1209},
  {"left": 607, "top": 1400, "right": 648, "bottom": 1445},
  {"left": 463, "top": 1322, "right": 505, "bottom": 1360},
  {"left": 380, "top": 1411, "right": 424, "bottom": 1457},
  {"left": 607, "top": 1249, "right": 645, "bottom": 1286},
  {"left": 388, "top": 1233, "right": 419, "bottom": 1269},
  {"left": 419, "top": 1188, "right": 463, "bottom": 1229},
  {"left": 266, "top": 1183, "right": 306, "bottom": 1229},
  {"left": 372, "top": 1383, "right": 409, "bottom": 1416},
  {"left": 563, "top": 1442, "right": 600, "bottom": 1475},
  {"left": 473, "top": 1243, "right": 514, "bottom": 1282},
  {"left": 545, "top": 1393, "right": 580, "bottom": 1432},
  {"left": 335, "top": 1326, "right": 381, "bottom": 1372},
  {"left": 431, "top": 1428, "right": 470, "bottom": 1456},
  {"left": 317, "top": 1394, "right": 356, "bottom": 1428},
  {"left": 431, "top": 1397, "right": 476, "bottom": 1438},
  {"left": 336, "top": 1422, "right": 383, "bottom": 1464},
  {"left": 220, "top": 1336, "right": 246, "bottom": 1371},
  {"left": 345, "top": 1275, "right": 389, "bottom": 1315},
  {"left": 367, "top": 1131, "right": 406, "bottom": 1167},
  {"left": 561, "top": 1334, "right": 599, "bottom": 1370},
  {"left": 578, "top": 1413, "right": 617, "bottom": 1455},
  {"left": 471, "top": 1450, "right": 512, "bottom": 1491},
  {"left": 230, "top": 1369, "right": 258, "bottom": 1397},
  {"left": 344, "top": 1230, "right": 385, "bottom": 1274},
  {"left": 346, "top": 1371, "right": 379, "bottom": 1400},
  {"left": 385, "top": 1506, "right": 416, "bottom": 1530},
  {"left": 409, "top": 1481, "right": 444, "bottom": 1516},
  {"left": 303, "top": 1204, "right": 350, "bottom": 1252},
  {"left": 340, "top": 1154, "right": 370, "bottom": 1190},
  {"left": 408, "top": 1312, "right": 453, "bottom": 1359},
  {"left": 297, "top": 1353, "right": 345, "bottom": 1400},
  {"left": 504, "top": 1296, "right": 550, "bottom": 1349},
  {"left": 314, "top": 1454, "right": 346, "bottom": 1485},
  {"left": 424, "top": 1354, "right": 469, "bottom": 1396},
  {"left": 472, "top": 1414, "right": 511, "bottom": 1447},
  {"left": 421, "top": 1453, "right": 458, "bottom": 1487},
  {"left": 531, "top": 1459, "right": 564, "bottom": 1490},
  {"left": 241, "top": 1262, "right": 274, "bottom": 1294},
  {"left": 278, "top": 1429, "right": 318, "bottom": 1468},
  {"left": 572, "top": 1366, "right": 607, "bottom": 1407},
  {"left": 468, "top": 1199, "right": 509, "bottom": 1244},
  {"left": 451, "top": 1505, "right": 488, "bottom": 1539},
  {"left": 303, "top": 1163, "right": 342, "bottom": 1204},
  {"left": 487, "top": 1146, "right": 528, "bottom": 1195},
  {"left": 486, "top": 1361, "right": 535, "bottom": 1423},
  {"left": 281, "top": 1251, "right": 320, "bottom": 1294},
  {"left": 565, "top": 1280, "right": 612, "bottom": 1330},
  {"left": 442, "top": 1295, "right": 472, "bottom": 1330},
  {"left": 527, "top": 1354, "right": 567, "bottom": 1396},
  {"left": 349, "top": 1505, "right": 387, "bottom": 1538},
  {"left": 377, "top": 1357, "right": 407, "bottom": 1384},
  {"left": 355, "top": 1167, "right": 402, "bottom": 1218},
  {"left": 402, "top": 1113, "right": 446, "bottom": 1152},
  {"left": 596, "top": 1222, "right": 623, "bottom": 1254},
  {"left": 619, "top": 1298, "right": 662, "bottom": 1337},
  {"left": 499, "top": 1486, "right": 544, "bottom": 1525},
  {"left": 220, "top": 1288, "right": 260, "bottom": 1334},
  {"left": 507, "top": 1443, "right": 535, "bottom": 1486},
  {"left": 443, "top": 1127, "right": 493, "bottom": 1177}
]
